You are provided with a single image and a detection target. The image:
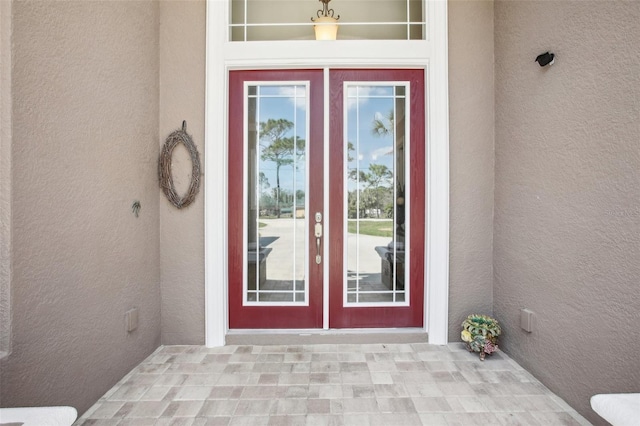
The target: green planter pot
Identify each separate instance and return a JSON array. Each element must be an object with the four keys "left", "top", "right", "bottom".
[{"left": 461, "top": 314, "right": 501, "bottom": 361}]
